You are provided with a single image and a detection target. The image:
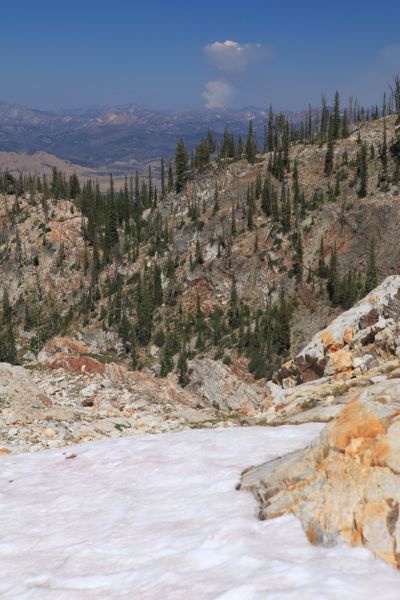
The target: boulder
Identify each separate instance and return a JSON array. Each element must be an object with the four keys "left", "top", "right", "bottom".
[
  {"left": 275, "top": 276, "right": 400, "bottom": 386},
  {"left": 0, "top": 362, "right": 48, "bottom": 409},
  {"left": 262, "top": 376, "right": 348, "bottom": 424},
  {"left": 46, "top": 352, "right": 106, "bottom": 376},
  {"left": 240, "top": 377, "right": 400, "bottom": 568},
  {"left": 187, "top": 357, "right": 266, "bottom": 412}
]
